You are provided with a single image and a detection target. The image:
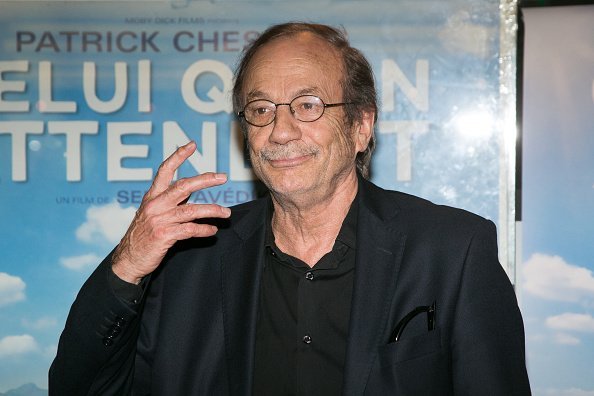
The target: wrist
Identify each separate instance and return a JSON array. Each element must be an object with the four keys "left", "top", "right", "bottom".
[{"left": 111, "top": 260, "right": 144, "bottom": 285}]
